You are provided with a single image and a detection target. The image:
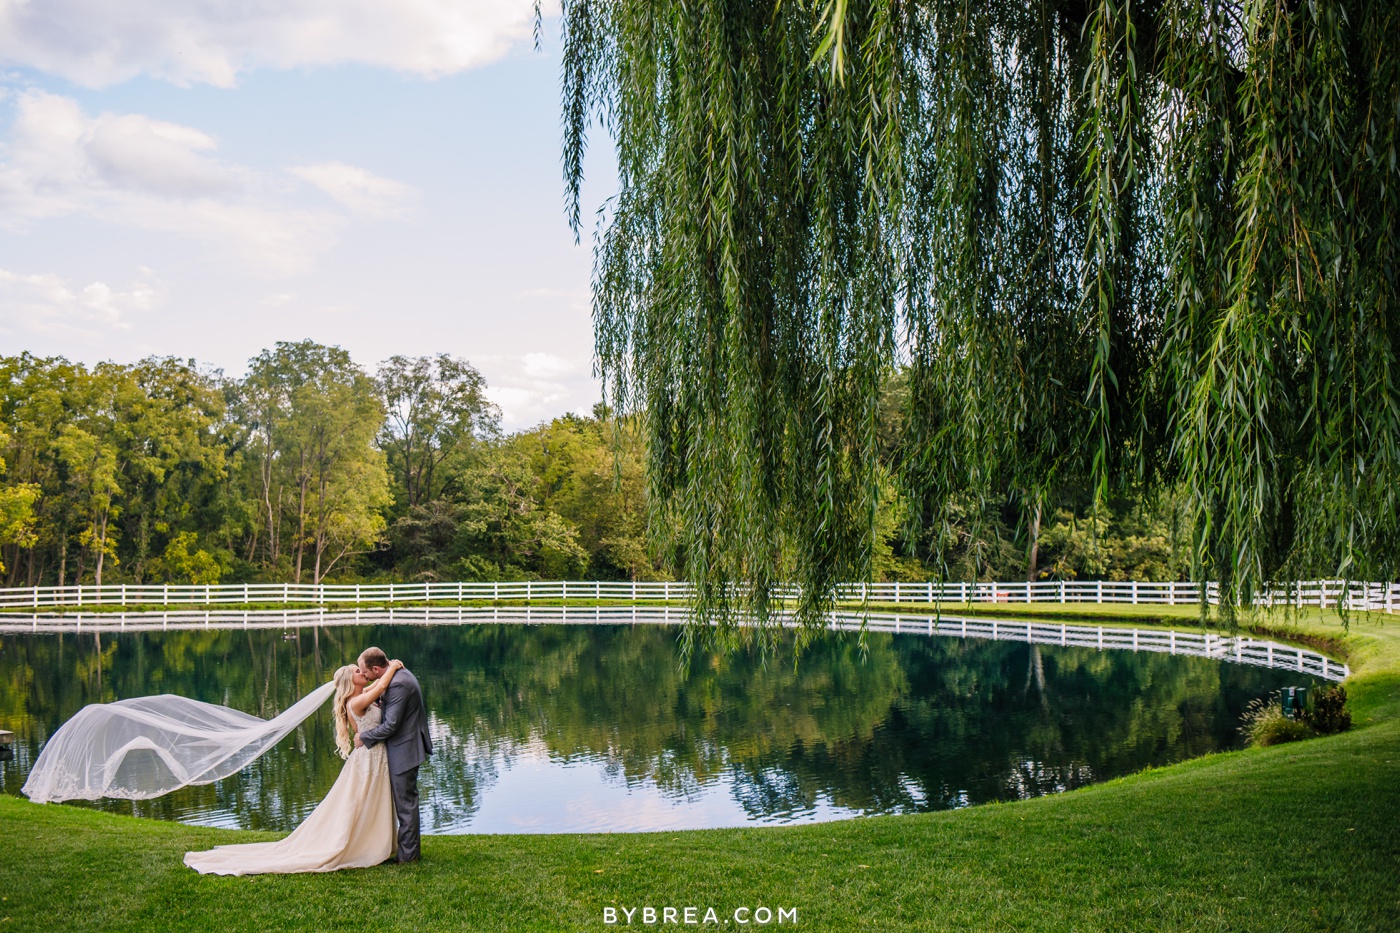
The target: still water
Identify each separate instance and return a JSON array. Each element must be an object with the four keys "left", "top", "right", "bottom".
[{"left": 0, "top": 618, "right": 1321, "bottom": 833}]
